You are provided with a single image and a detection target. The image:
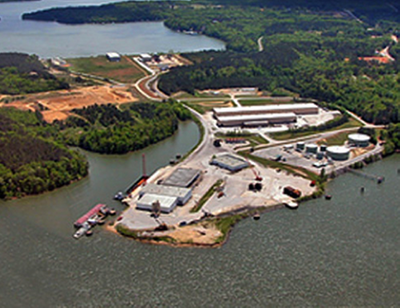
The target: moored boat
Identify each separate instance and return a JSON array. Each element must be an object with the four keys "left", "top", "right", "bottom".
[{"left": 285, "top": 201, "right": 299, "bottom": 209}]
